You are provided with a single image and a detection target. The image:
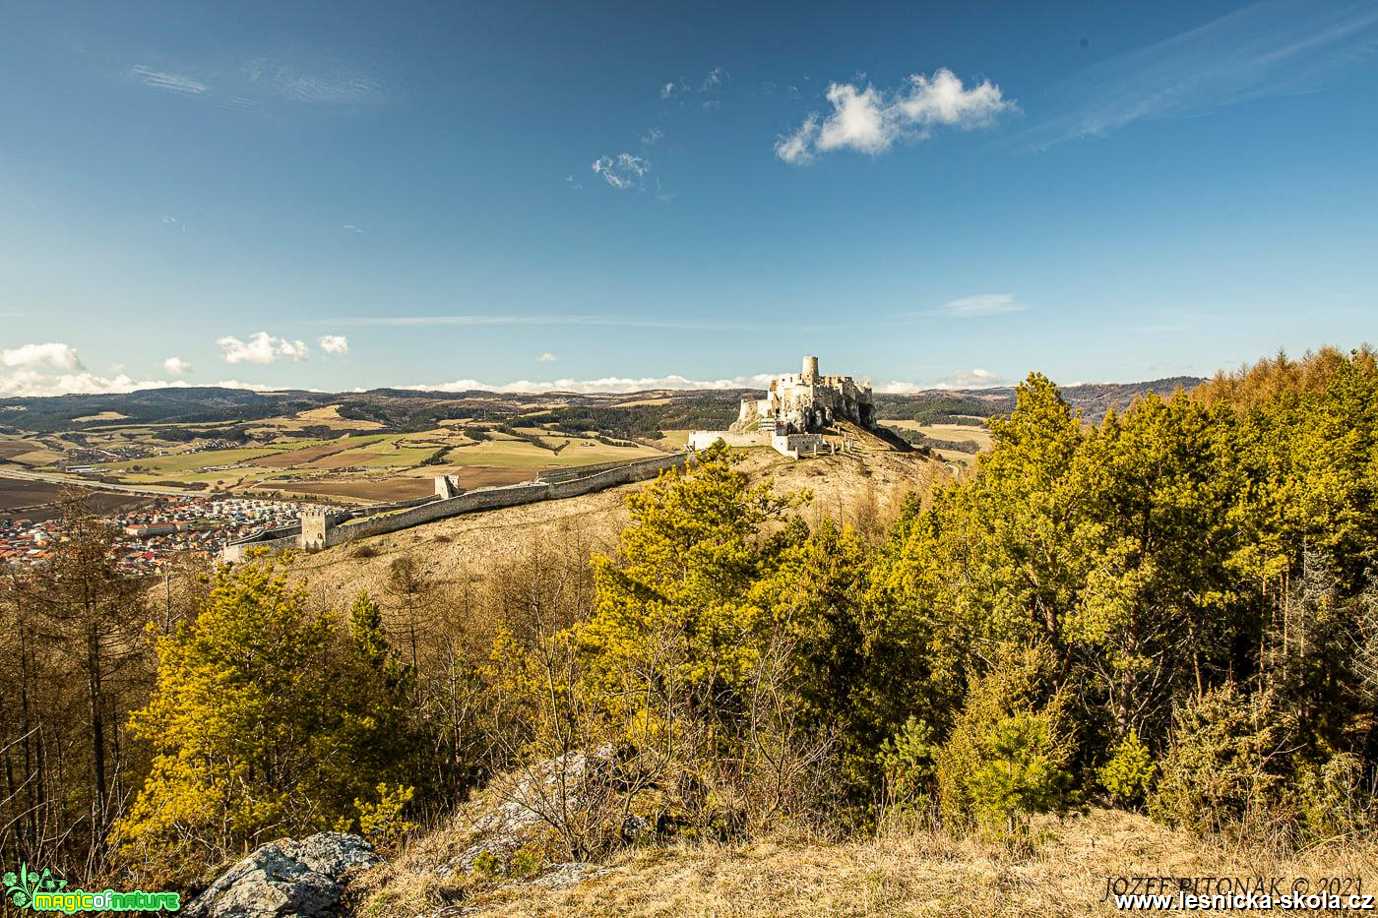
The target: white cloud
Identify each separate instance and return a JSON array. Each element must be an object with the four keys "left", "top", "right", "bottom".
[
  {"left": 162, "top": 356, "right": 192, "bottom": 376},
  {"left": 660, "top": 81, "right": 678, "bottom": 99},
  {"left": 641, "top": 127, "right": 664, "bottom": 145},
  {"left": 0, "top": 342, "right": 281, "bottom": 397},
  {"left": 2, "top": 342, "right": 82, "bottom": 371},
  {"left": 817, "top": 83, "right": 891, "bottom": 153},
  {"left": 878, "top": 368, "right": 1008, "bottom": 393},
  {"left": 0, "top": 369, "right": 156, "bottom": 398},
  {"left": 934, "top": 293, "right": 1026, "bottom": 318},
  {"left": 895, "top": 69, "right": 1013, "bottom": 129},
  {"left": 937, "top": 368, "right": 1005, "bottom": 389},
  {"left": 538, "top": 352, "right": 557, "bottom": 363},
  {"left": 592, "top": 153, "right": 650, "bottom": 190},
  {"left": 217, "top": 332, "right": 309, "bottom": 365},
  {"left": 701, "top": 67, "right": 725, "bottom": 91},
  {"left": 776, "top": 67, "right": 1014, "bottom": 163},
  {"left": 130, "top": 65, "right": 208, "bottom": 95},
  {"left": 775, "top": 115, "right": 820, "bottom": 164},
  {"left": 342, "top": 224, "right": 364, "bottom": 234},
  {"left": 318, "top": 335, "right": 350, "bottom": 355}
]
